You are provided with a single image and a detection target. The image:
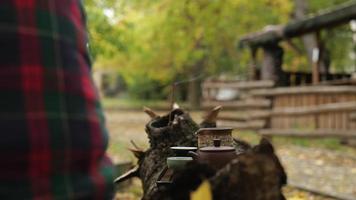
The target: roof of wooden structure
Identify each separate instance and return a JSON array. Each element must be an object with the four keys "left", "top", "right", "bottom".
[{"left": 240, "top": 1, "right": 356, "bottom": 48}]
